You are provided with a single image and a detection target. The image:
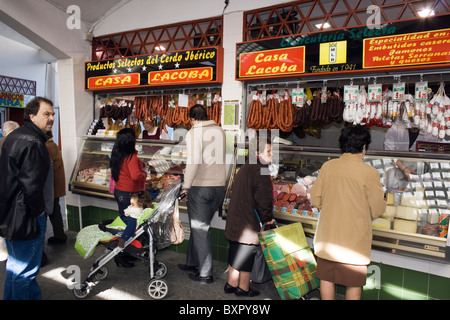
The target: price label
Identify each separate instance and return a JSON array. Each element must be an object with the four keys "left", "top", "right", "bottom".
[
  {"left": 178, "top": 93, "right": 189, "bottom": 107},
  {"left": 260, "top": 90, "right": 267, "bottom": 105},
  {"left": 392, "top": 82, "right": 405, "bottom": 101},
  {"left": 344, "top": 85, "right": 359, "bottom": 103},
  {"left": 292, "top": 88, "right": 304, "bottom": 104},
  {"left": 321, "top": 86, "right": 328, "bottom": 104},
  {"left": 368, "top": 84, "right": 382, "bottom": 102},
  {"left": 206, "top": 92, "right": 212, "bottom": 107},
  {"left": 415, "top": 81, "right": 428, "bottom": 101}
]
